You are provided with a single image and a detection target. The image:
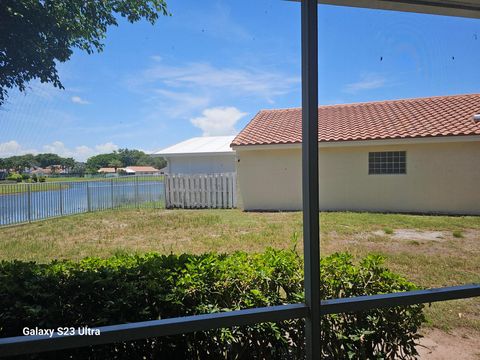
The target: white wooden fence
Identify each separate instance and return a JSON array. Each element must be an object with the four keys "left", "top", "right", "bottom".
[{"left": 164, "top": 173, "right": 237, "bottom": 209}]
